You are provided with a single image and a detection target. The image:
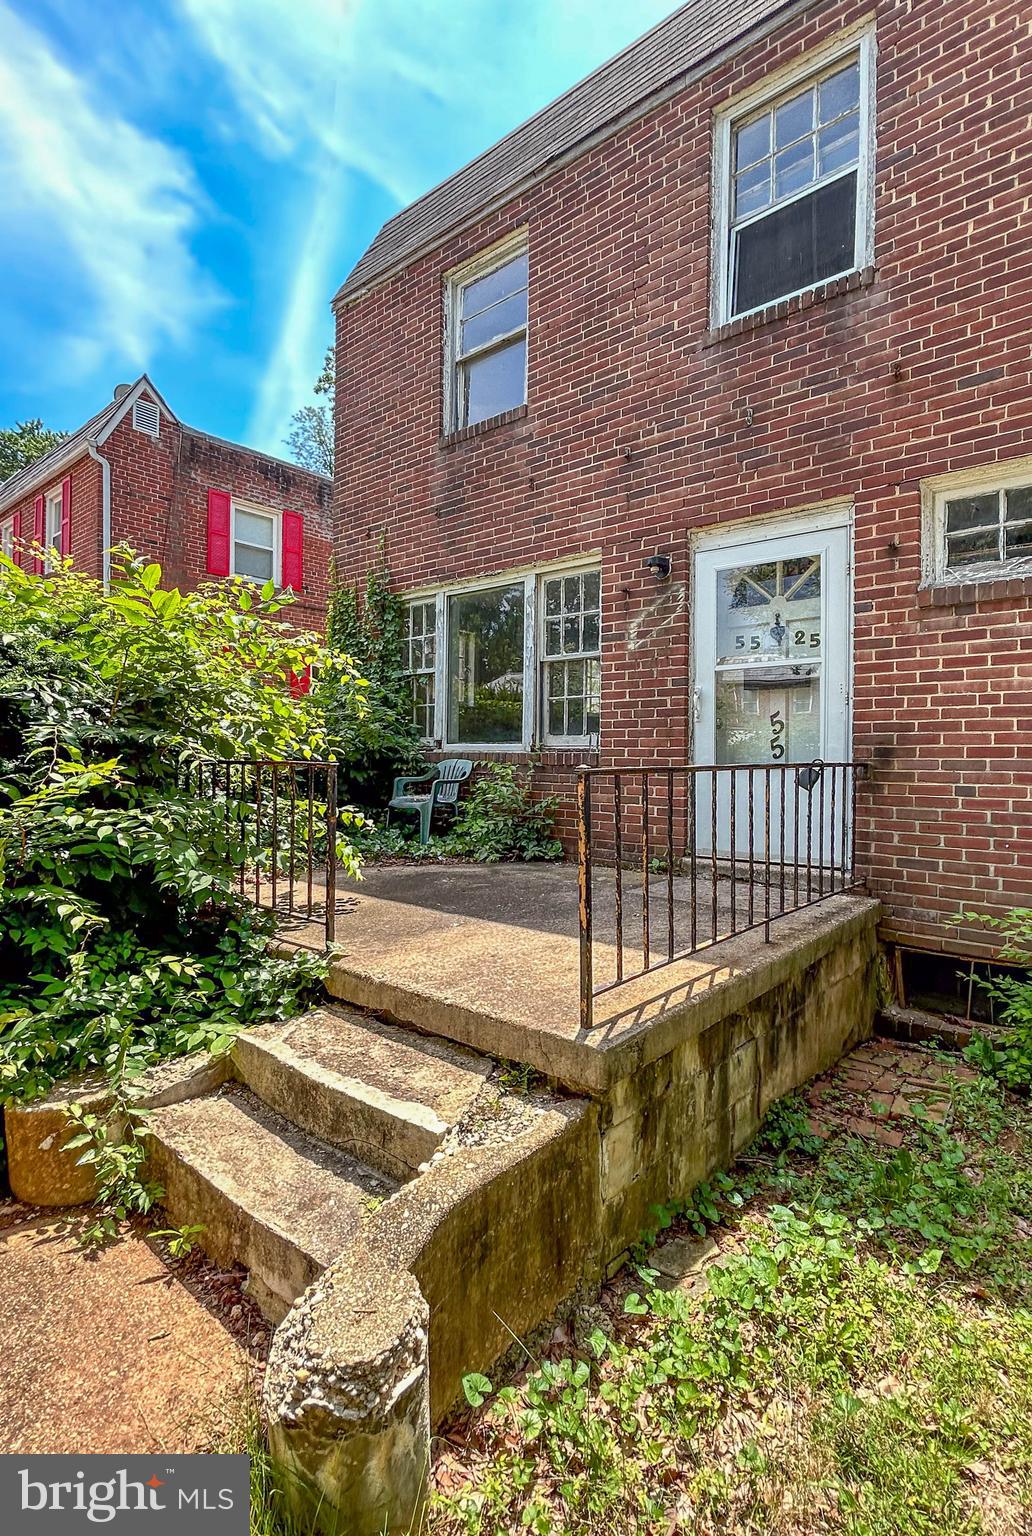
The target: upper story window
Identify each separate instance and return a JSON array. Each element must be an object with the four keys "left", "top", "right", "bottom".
[
  {"left": 231, "top": 502, "right": 280, "bottom": 583},
  {"left": 924, "top": 460, "right": 1032, "bottom": 585},
  {"left": 714, "top": 30, "right": 875, "bottom": 325},
  {"left": 0, "top": 516, "right": 14, "bottom": 561},
  {"left": 445, "top": 236, "right": 528, "bottom": 433}
]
